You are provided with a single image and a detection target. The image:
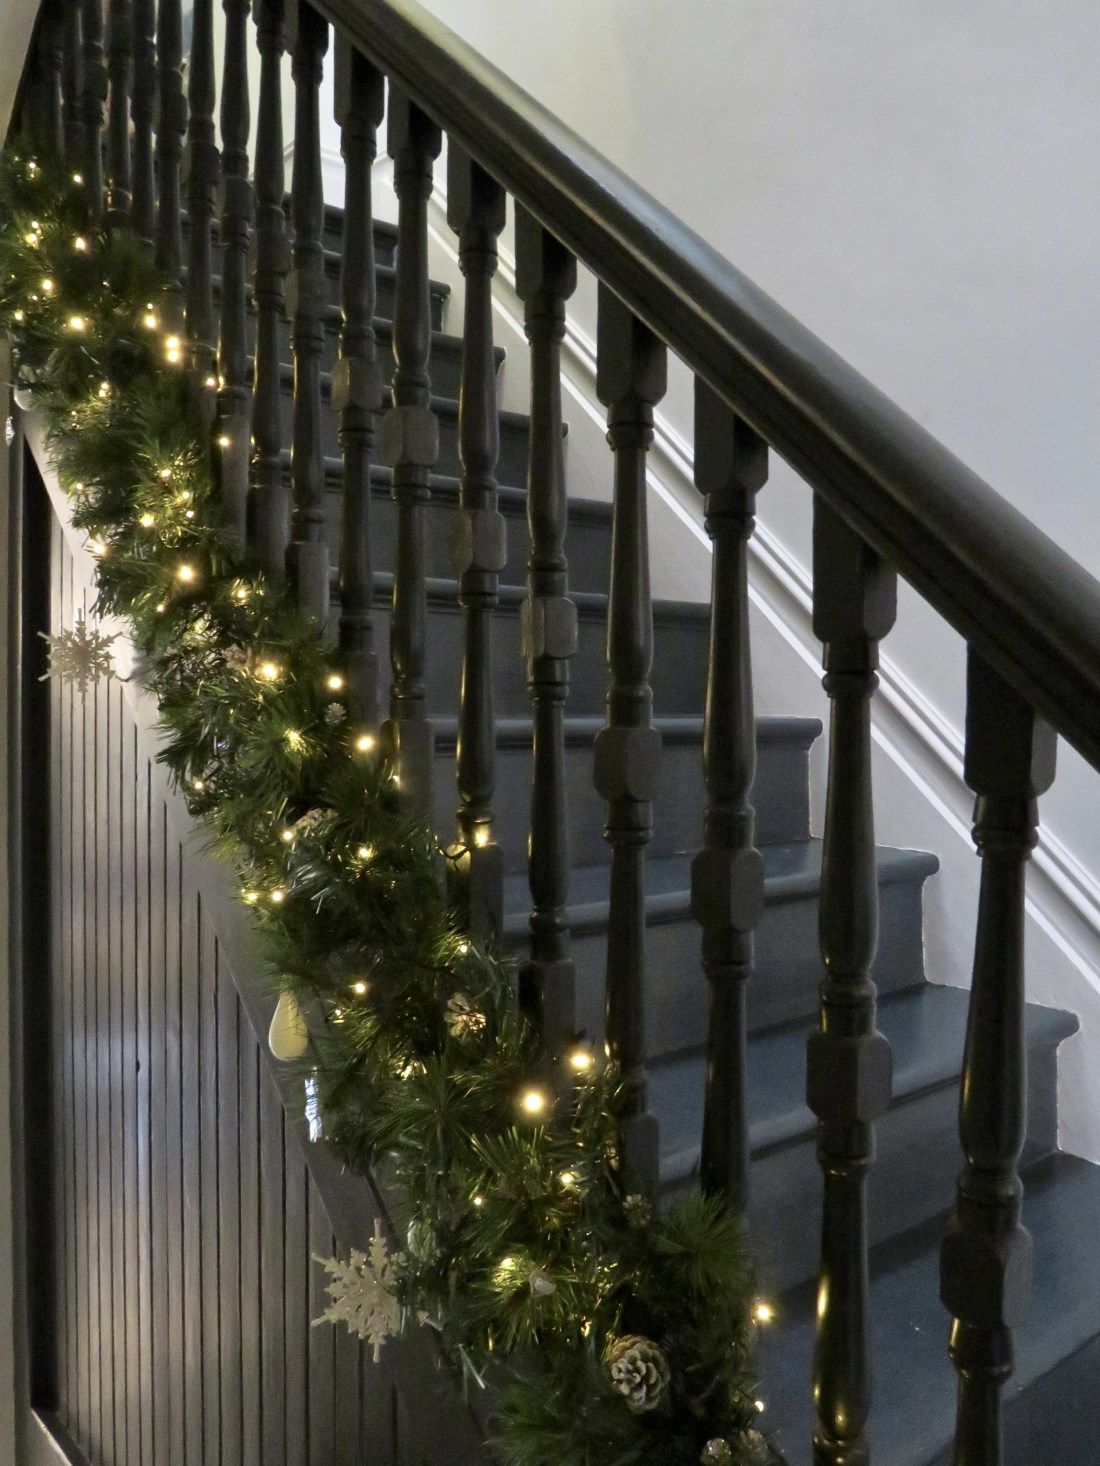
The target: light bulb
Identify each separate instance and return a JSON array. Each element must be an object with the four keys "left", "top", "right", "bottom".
[
  {"left": 13, "top": 310, "right": 24, "bottom": 323},
  {"left": 559, "top": 1170, "right": 577, "bottom": 1188},
  {"left": 258, "top": 661, "right": 281, "bottom": 682},
  {"left": 217, "top": 434, "right": 231, "bottom": 449},
  {"left": 351, "top": 980, "right": 368, "bottom": 996},
  {"left": 204, "top": 375, "right": 217, "bottom": 389},
  {"left": 270, "top": 888, "right": 286, "bottom": 904},
  {"left": 139, "top": 513, "right": 155, "bottom": 528},
  {"left": 519, "top": 1087, "right": 548, "bottom": 1118},
  {"left": 242, "top": 889, "right": 258, "bottom": 904},
  {"left": 284, "top": 729, "right": 304, "bottom": 751},
  {"left": 326, "top": 672, "right": 345, "bottom": 692},
  {"left": 72, "top": 172, "right": 83, "bottom": 185},
  {"left": 73, "top": 236, "right": 88, "bottom": 252},
  {"left": 752, "top": 1301, "right": 775, "bottom": 1326},
  {"left": 142, "top": 311, "right": 158, "bottom": 330},
  {"left": 40, "top": 278, "right": 53, "bottom": 293},
  {"left": 23, "top": 232, "right": 37, "bottom": 247},
  {"left": 472, "top": 1195, "right": 485, "bottom": 1208},
  {"left": 192, "top": 778, "right": 204, "bottom": 791},
  {"left": 355, "top": 732, "right": 376, "bottom": 753},
  {"left": 155, "top": 601, "right": 167, "bottom": 614},
  {"left": 473, "top": 827, "right": 490, "bottom": 848},
  {"left": 356, "top": 845, "right": 374, "bottom": 862},
  {"left": 88, "top": 538, "right": 107, "bottom": 557},
  {"left": 279, "top": 828, "right": 295, "bottom": 844},
  {"left": 159, "top": 466, "right": 172, "bottom": 480},
  {"left": 176, "top": 563, "right": 196, "bottom": 583},
  {"left": 568, "top": 1047, "right": 594, "bottom": 1075},
  {"left": 67, "top": 315, "right": 87, "bottom": 332}
]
